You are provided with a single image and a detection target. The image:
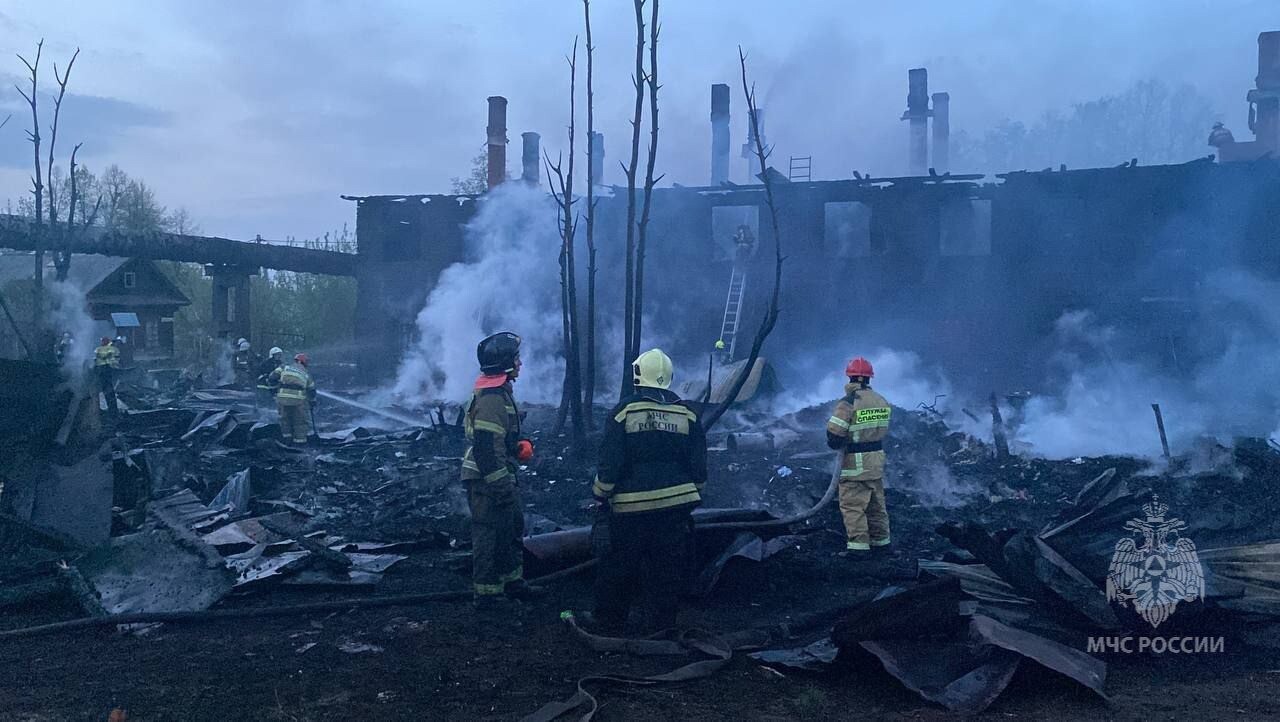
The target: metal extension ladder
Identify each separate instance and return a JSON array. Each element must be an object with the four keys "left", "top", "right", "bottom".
[
  {"left": 789, "top": 156, "right": 812, "bottom": 182},
  {"left": 718, "top": 268, "right": 747, "bottom": 363}
]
